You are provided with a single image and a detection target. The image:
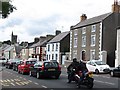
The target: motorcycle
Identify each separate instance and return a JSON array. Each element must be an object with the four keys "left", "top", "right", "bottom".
[{"left": 76, "top": 71, "right": 94, "bottom": 89}]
